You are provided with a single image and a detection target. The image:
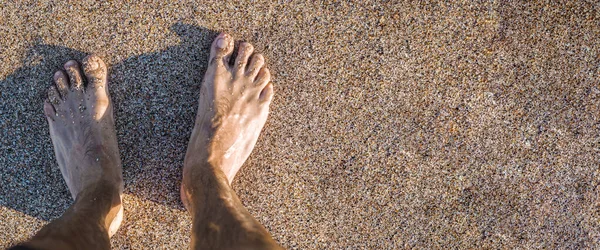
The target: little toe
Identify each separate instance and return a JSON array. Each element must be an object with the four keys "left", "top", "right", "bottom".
[
  {"left": 246, "top": 54, "right": 265, "bottom": 78},
  {"left": 234, "top": 42, "right": 254, "bottom": 75},
  {"left": 259, "top": 82, "right": 274, "bottom": 103},
  {"left": 64, "top": 60, "right": 85, "bottom": 91},
  {"left": 208, "top": 33, "right": 234, "bottom": 68},
  {"left": 44, "top": 100, "right": 56, "bottom": 119},
  {"left": 254, "top": 68, "right": 271, "bottom": 88},
  {"left": 53, "top": 71, "right": 69, "bottom": 99}
]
